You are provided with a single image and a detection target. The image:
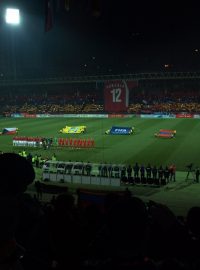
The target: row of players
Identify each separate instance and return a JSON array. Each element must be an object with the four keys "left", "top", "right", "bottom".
[
  {"left": 12, "top": 136, "right": 95, "bottom": 148},
  {"left": 57, "top": 138, "right": 95, "bottom": 148},
  {"left": 13, "top": 137, "right": 50, "bottom": 147}
]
